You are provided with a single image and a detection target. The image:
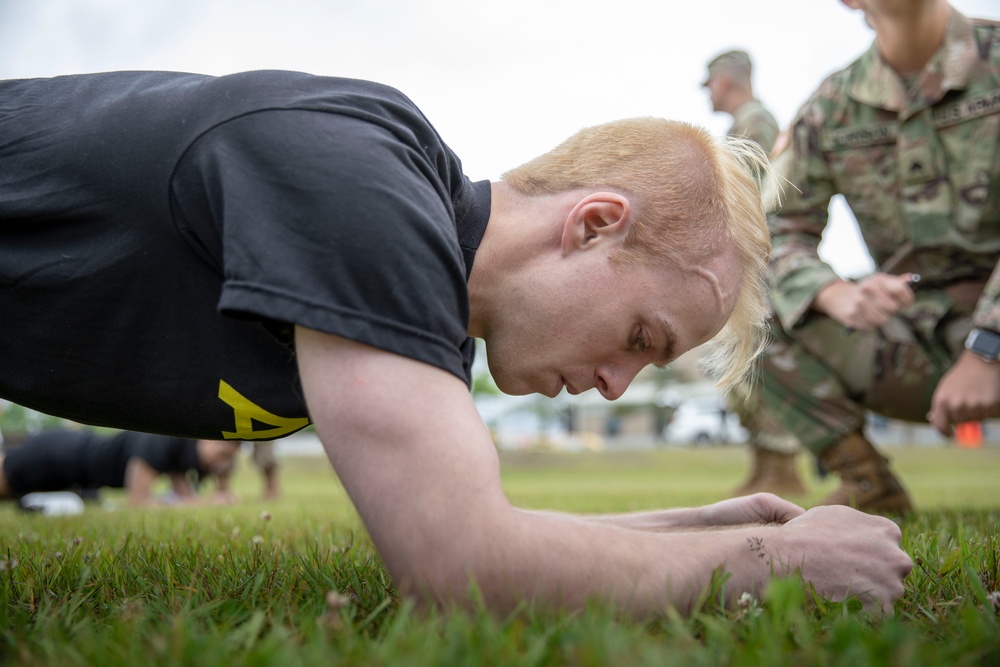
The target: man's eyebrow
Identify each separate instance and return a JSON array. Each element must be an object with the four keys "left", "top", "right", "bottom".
[{"left": 653, "top": 318, "right": 677, "bottom": 368}]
